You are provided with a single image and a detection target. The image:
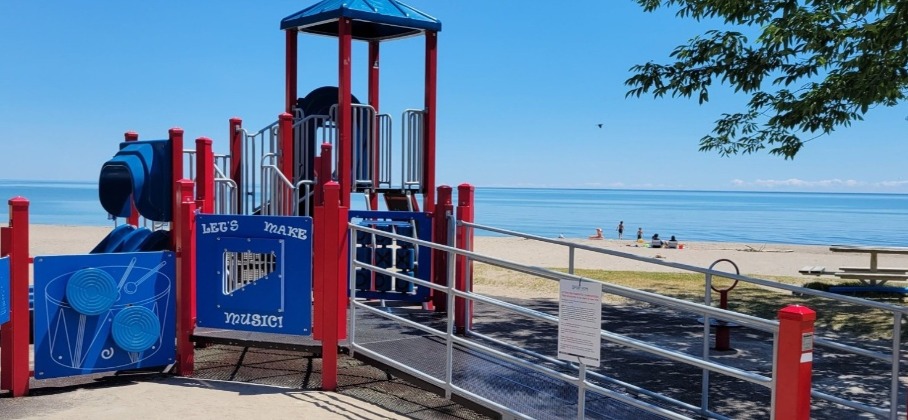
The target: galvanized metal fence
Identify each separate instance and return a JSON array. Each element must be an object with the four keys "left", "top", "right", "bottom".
[
  {"left": 346, "top": 219, "right": 825, "bottom": 419},
  {"left": 462, "top": 221, "right": 908, "bottom": 419}
]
